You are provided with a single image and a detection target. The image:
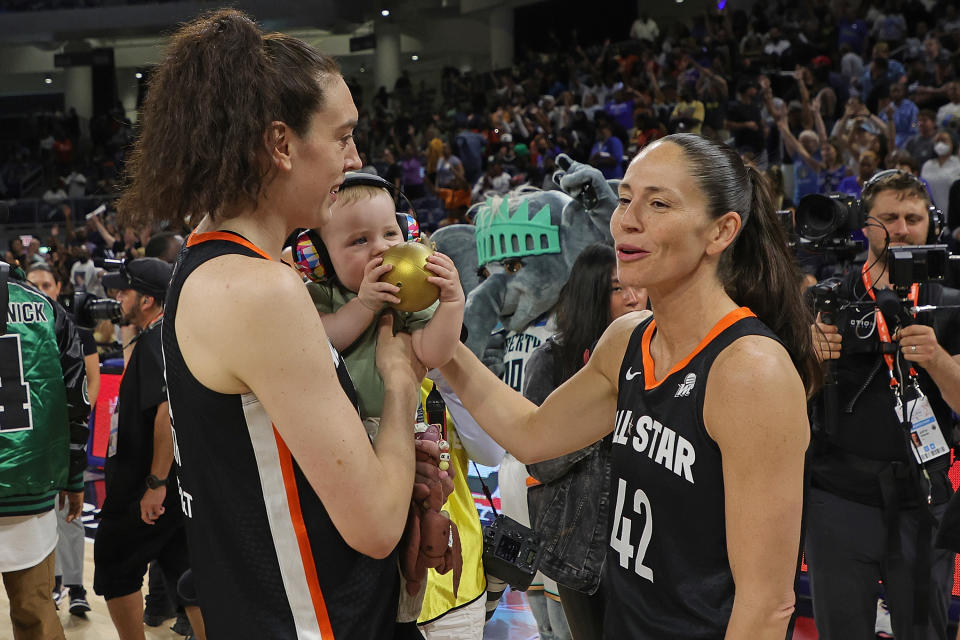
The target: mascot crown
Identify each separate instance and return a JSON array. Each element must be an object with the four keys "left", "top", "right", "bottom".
[{"left": 474, "top": 196, "right": 561, "bottom": 266}]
